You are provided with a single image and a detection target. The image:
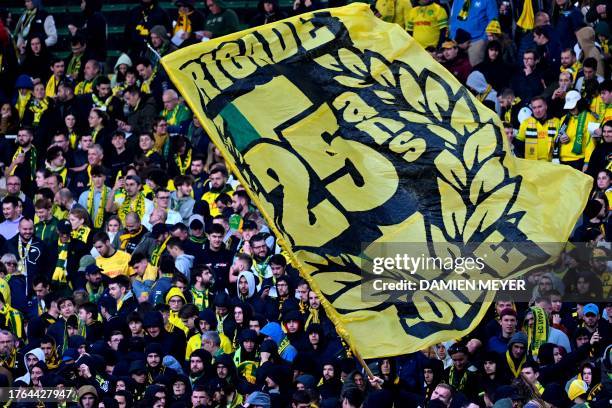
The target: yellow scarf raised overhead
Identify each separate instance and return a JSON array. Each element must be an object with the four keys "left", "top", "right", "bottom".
[
  {"left": 29, "top": 97, "right": 49, "bottom": 125},
  {"left": 175, "top": 10, "right": 193, "bottom": 34},
  {"left": 517, "top": 0, "right": 535, "bottom": 31},
  {"left": 15, "top": 91, "right": 31, "bottom": 120}
]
